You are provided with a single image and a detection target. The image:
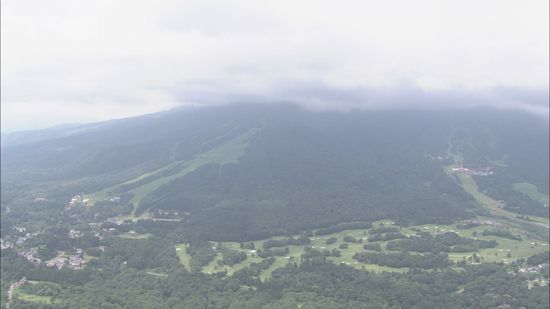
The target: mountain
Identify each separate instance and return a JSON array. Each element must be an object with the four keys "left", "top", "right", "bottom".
[
  {"left": 1, "top": 123, "right": 97, "bottom": 148},
  {"left": 1, "top": 104, "right": 548, "bottom": 241}
]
